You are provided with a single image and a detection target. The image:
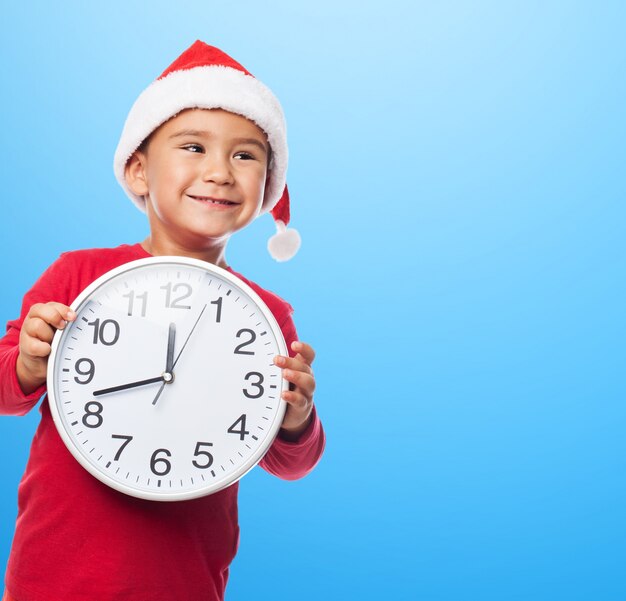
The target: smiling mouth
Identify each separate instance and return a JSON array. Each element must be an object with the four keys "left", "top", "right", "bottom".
[{"left": 188, "top": 195, "right": 238, "bottom": 206}]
